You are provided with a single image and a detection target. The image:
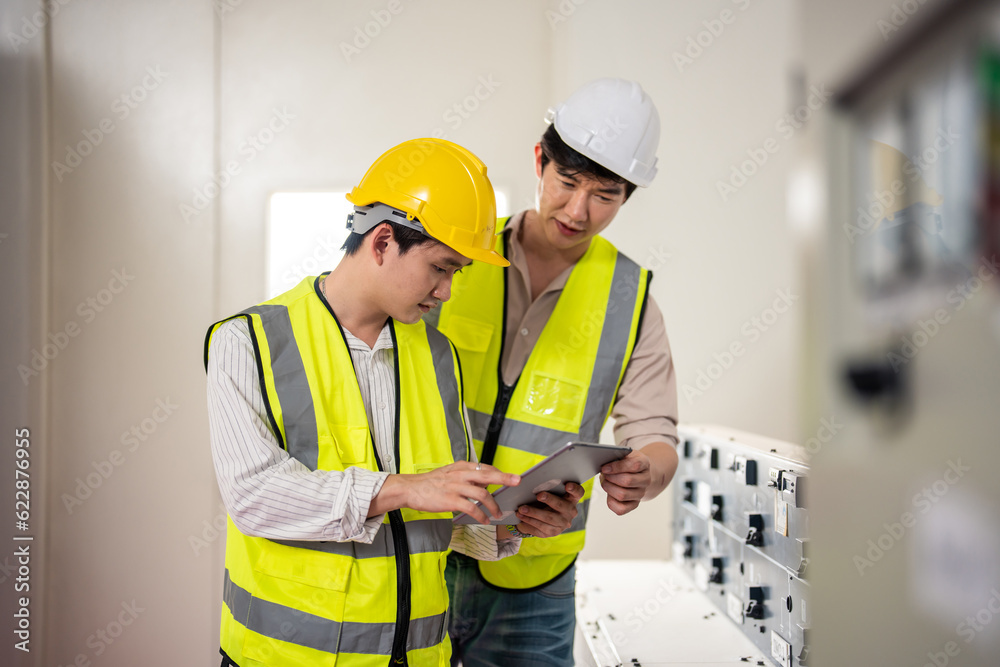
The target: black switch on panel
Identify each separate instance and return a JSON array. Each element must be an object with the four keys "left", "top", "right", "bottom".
[
  {"left": 683, "top": 439, "right": 692, "bottom": 458},
  {"left": 683, "top": 480, "right": 695, "bottom": 503},
  {"left": 709, "top": 447, "right": 719, "bottom": 469},
  {"left": 711, "top": 495, "right": 724, "bottom": 522},
  {"left": 746, "top": 514, "right": 764, "bottom": 547},
  {"left": 745, "top": 601, "right": 765, "bottom": 619},
  {"left": 709, "top": 556, "right": 724, "bottom": 584},
  {"left": 682, "top": 534, "right": 695, "bottom": 559},
  {"left": 745, "top": 586, "right": 765, "bottom": 619},
  {"left": 733, "top": 456, "right": 758, "bottom": 485}
]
